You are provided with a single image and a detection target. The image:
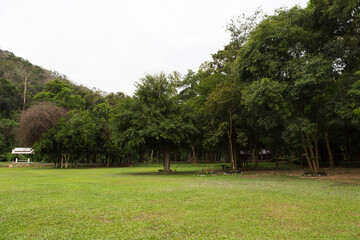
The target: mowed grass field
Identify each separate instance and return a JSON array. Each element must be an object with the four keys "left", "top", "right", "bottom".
[{"left": 0, "top": 164, "right": 359, "bottom": 239}]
